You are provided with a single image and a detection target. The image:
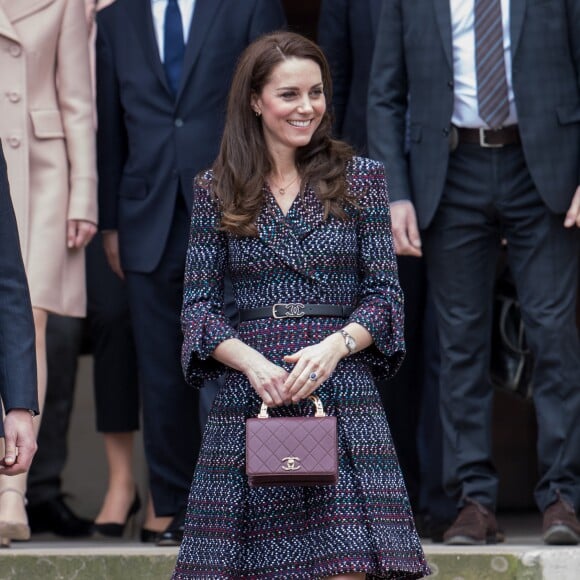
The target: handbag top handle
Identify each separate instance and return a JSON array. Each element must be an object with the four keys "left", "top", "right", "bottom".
[{"left": 257, "top": 395, "right": 326, "bottom": 419}]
